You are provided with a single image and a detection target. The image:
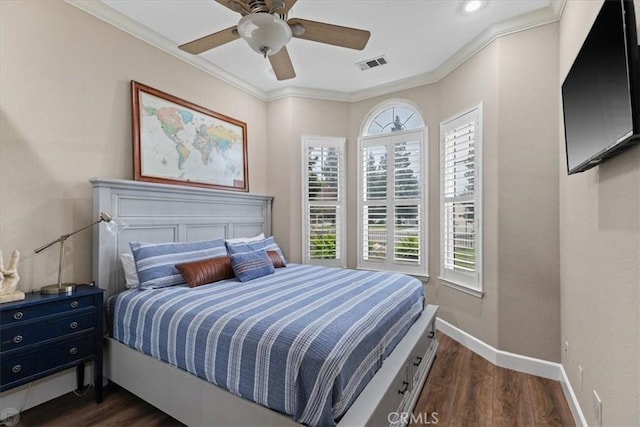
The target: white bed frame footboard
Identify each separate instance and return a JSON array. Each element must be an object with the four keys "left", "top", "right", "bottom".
[
  {"left": 104, "top": 306, "right": 438, "bottom": 427},
  {"left": 92, "top": 178, "right": 438, "bottom": 427}
]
